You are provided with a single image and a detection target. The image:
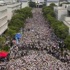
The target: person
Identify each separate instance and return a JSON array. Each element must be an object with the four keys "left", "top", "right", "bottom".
[
  {"left": 7, "top": 53, "right": 10, "bottom": 61},
  {"left": 15, "top": 37, "right": 19, "bottom": 45}
]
